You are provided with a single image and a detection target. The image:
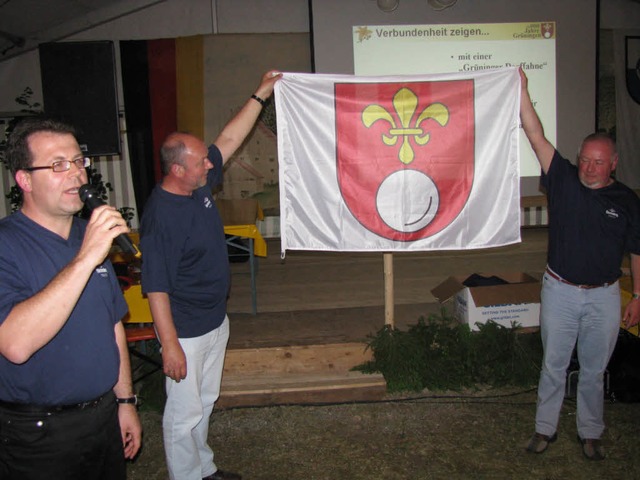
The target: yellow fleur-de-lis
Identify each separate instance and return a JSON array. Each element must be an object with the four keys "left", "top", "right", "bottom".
[{"left": 362, "top": 87, "right": 449, "bottom": 164}]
